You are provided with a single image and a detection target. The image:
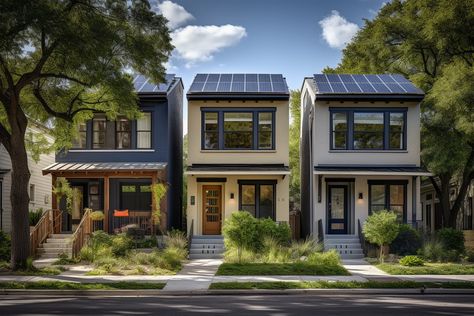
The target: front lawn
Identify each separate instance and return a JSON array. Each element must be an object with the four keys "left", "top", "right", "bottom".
[
  {"left": 210, "top": 280, "right": 474, "bottom": 290},
  {"left": 0, "top": 281, "right": 165, "bottom": 290},
  {"left": 216, "top": 262, "right": 349, "bottom": 276},
  {"left": 376, "top": 263, "right": 474, "bottom": 275},
  {"left": 0, "top": 261, "right": 66, "bottom": 276}
]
